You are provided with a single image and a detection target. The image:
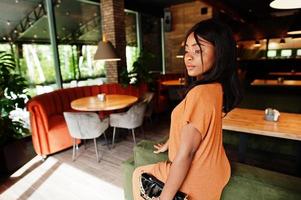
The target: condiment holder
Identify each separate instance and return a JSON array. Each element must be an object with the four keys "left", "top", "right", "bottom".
[{"left": 97, "top": 93, "right": 106, "bottom": 102}]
